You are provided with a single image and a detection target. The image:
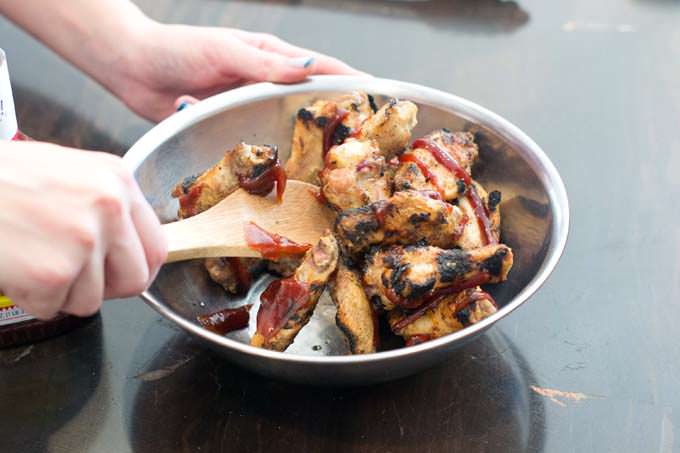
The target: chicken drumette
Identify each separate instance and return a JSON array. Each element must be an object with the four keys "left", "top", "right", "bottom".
[
  {"left": 387, "top": 287, "right": 498, "bottom": 345},
  {"left": 172, "top": 142, "right": 291, "bottom": 295},
  {"left": 285, "top": 92, "right": 374, "bottom": 184},
  {"left": 356, "top": 99, "right": 418, "bottom": 158},
  {"left": 330, "top": 263, "right": 379, "bottom": 354},
  {"left": 394, "top": 129, "right": 479, "bottom": 201},
  {"left": 172, "top": 142, "right": 283, "bottom": 219},
  {"left": 251, "top": 232, "right": 339, "bottom": 351},
  {"left": 363, "top": 244, "right": 513, "bottom": 311},
  {"left": 319, "top": 139, "right": 391, "bottom": 211},
  {"left": 334, "top": 190, "right": 466, "bottom": 257}
]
